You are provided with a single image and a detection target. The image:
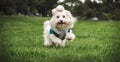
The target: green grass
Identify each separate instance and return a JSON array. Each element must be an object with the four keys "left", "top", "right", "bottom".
[{"left": 0, "top": 16, "right": 120, "bottom": 62}]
